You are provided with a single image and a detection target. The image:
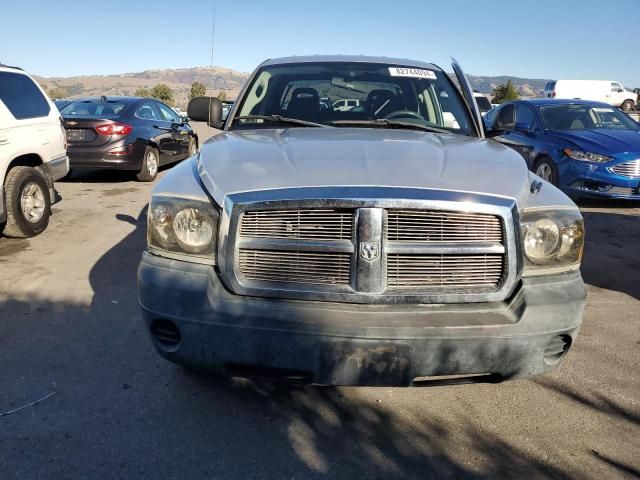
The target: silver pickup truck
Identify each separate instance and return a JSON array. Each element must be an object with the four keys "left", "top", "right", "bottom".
[{"left": 137, "top": 56, "right": 586, "bottom": 386}]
